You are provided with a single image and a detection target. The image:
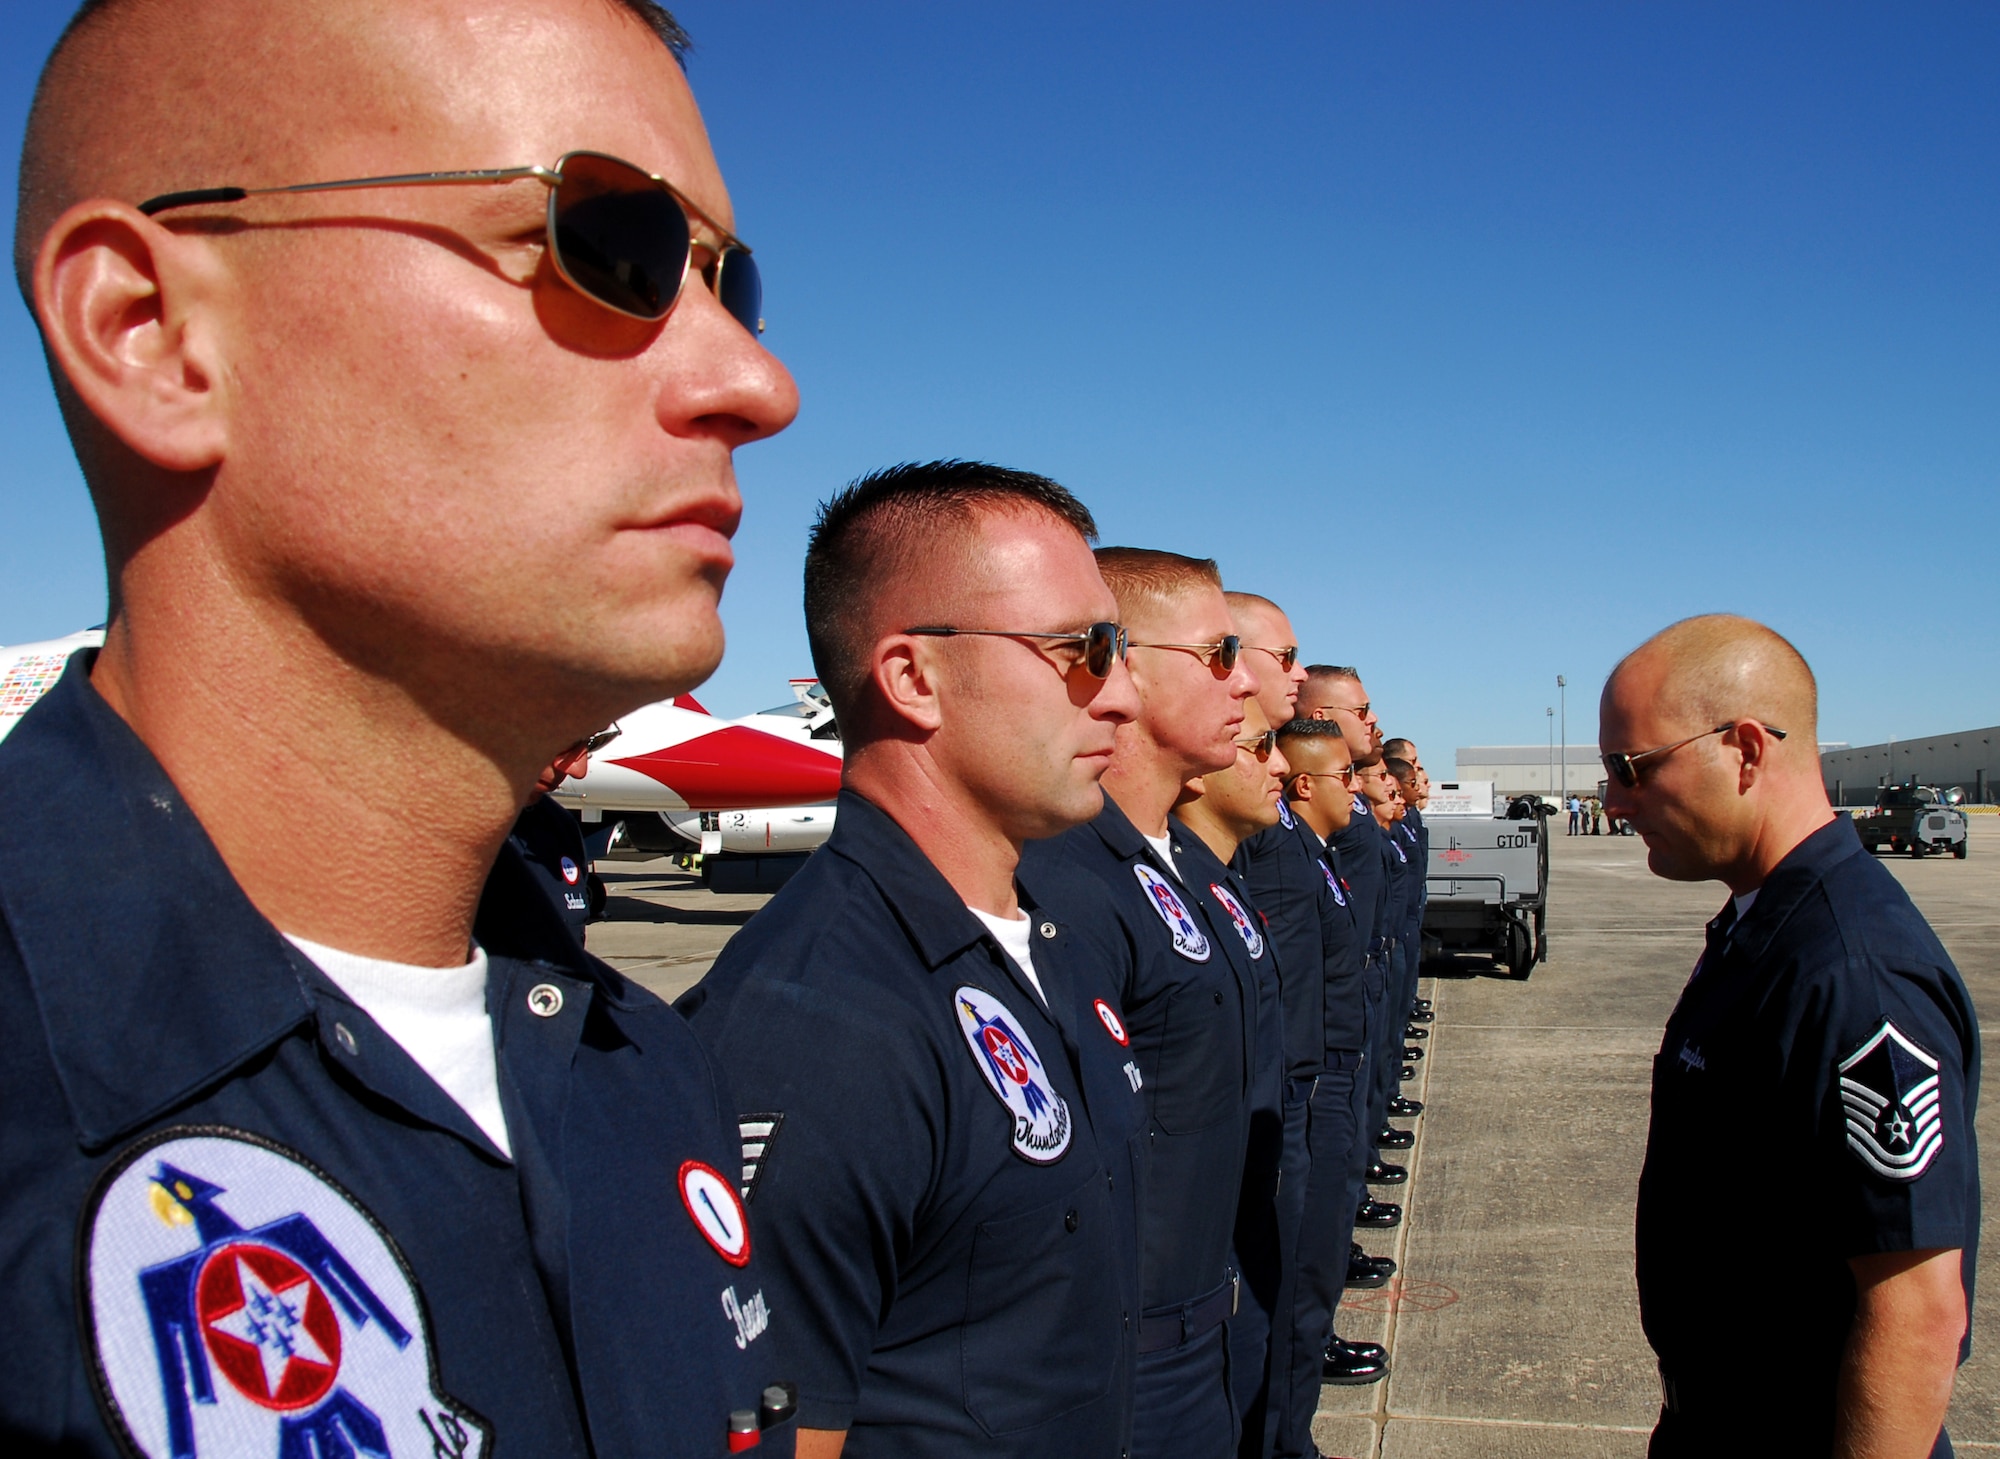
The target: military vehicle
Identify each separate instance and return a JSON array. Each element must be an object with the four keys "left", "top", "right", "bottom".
[{"left": 1856, "top": 783, "right": 1969, "bottom": 859}]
